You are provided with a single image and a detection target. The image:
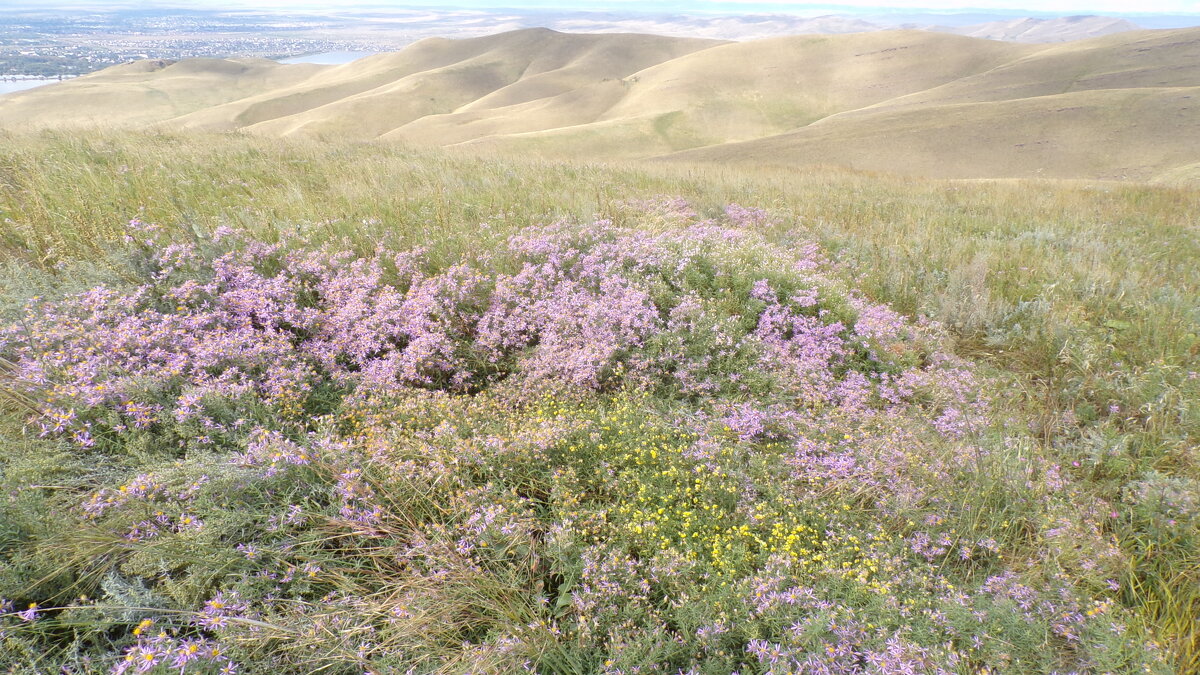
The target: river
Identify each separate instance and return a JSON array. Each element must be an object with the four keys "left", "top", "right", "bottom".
[
  {"left": 0, "top": 52, "right": 374, "bottom": 98},
  {"left": 0, "top": 79, "right": 69, "bottom": 96}
]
